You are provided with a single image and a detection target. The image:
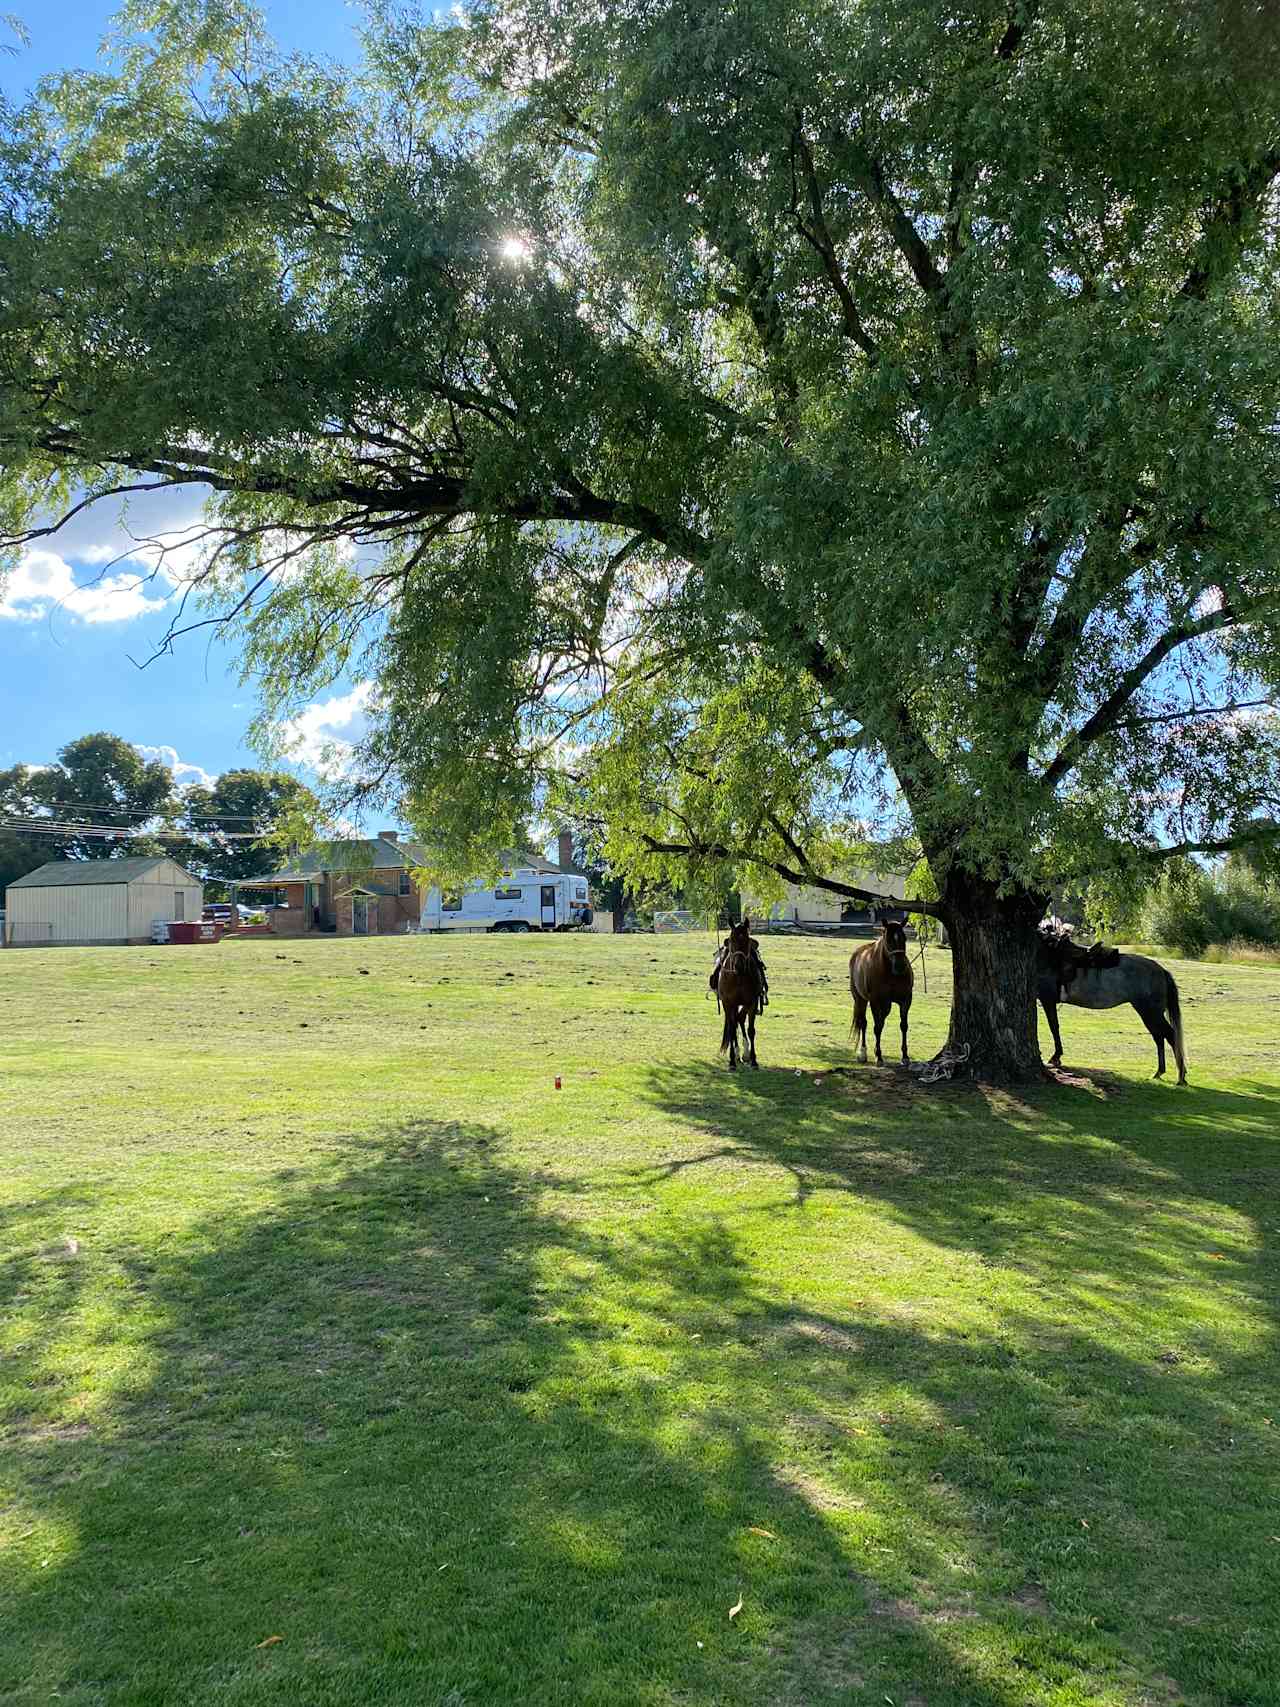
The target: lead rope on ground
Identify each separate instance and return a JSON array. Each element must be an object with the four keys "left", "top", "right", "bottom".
[{"left": 915, "top": 1041, "right": 970, "bottom": 1084}]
